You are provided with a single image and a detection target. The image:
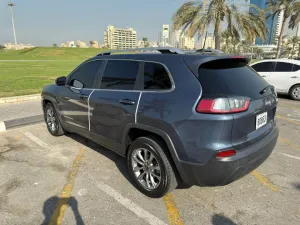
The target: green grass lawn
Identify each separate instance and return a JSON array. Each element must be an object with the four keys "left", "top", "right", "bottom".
[
  {"left": 0, "top": 60, "right": 81, "bottom": 97},
  {"left": 0, "top": 47, "right": 110, "bottom": 97},
  {"left": 0, "top": 47, "right": 107, "bottom": 60}
]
